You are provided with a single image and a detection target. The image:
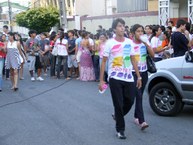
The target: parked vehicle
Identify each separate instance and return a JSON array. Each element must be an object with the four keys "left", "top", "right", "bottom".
[{"left": 146, "top": 51, "right": 193, "bottom": 116}]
